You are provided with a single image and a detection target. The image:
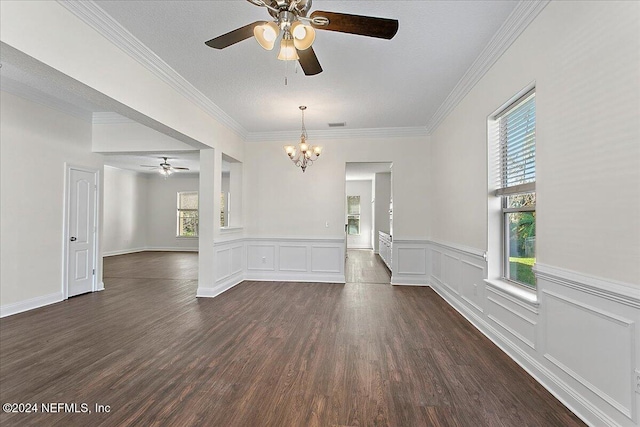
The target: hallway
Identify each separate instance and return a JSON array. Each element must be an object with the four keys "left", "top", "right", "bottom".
[{"left": 345, "top": 249, "right": 391, "bottom": 284}]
